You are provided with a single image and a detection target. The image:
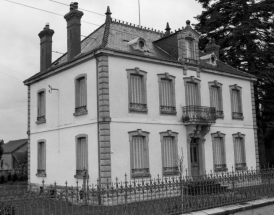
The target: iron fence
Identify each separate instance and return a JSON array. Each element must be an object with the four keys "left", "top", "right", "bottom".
[{"left": 1, "top": 168, "right": 274, "bottom": 214}]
